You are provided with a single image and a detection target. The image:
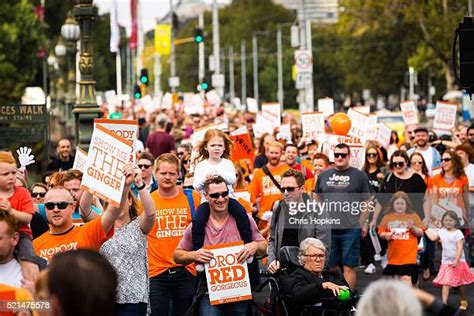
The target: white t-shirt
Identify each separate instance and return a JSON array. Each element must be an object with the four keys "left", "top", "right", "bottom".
[
  {"left": 0, "top": 258, "right": 22, "bottom": 287},
  {"left": 418, "top": 147, "right": 434, "bottom": 174},
  {"left": 464, "top": 164, "right": 474, "bottom": 187},
  {"left": 193, "top": 158, "right": 236, "bottom": 194},
  {"left": 439, "top": 228, "right": 466, "bottom": 264}
]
